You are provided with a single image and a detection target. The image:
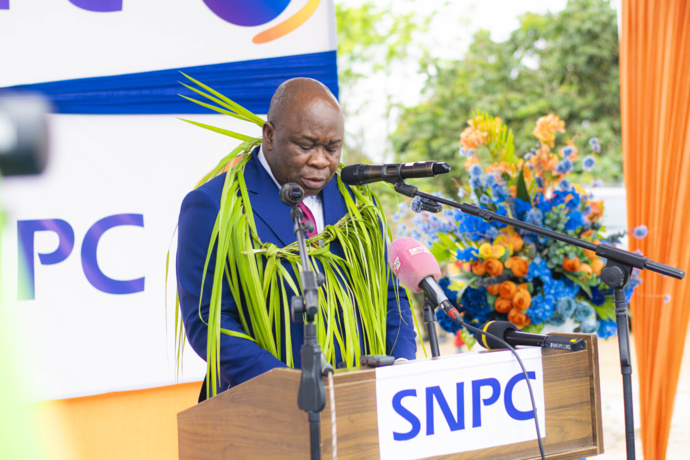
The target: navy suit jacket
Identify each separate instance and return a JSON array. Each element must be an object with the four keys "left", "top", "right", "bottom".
[{"left": 176, "top": 152, "right": 416, "bottom": 394}]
